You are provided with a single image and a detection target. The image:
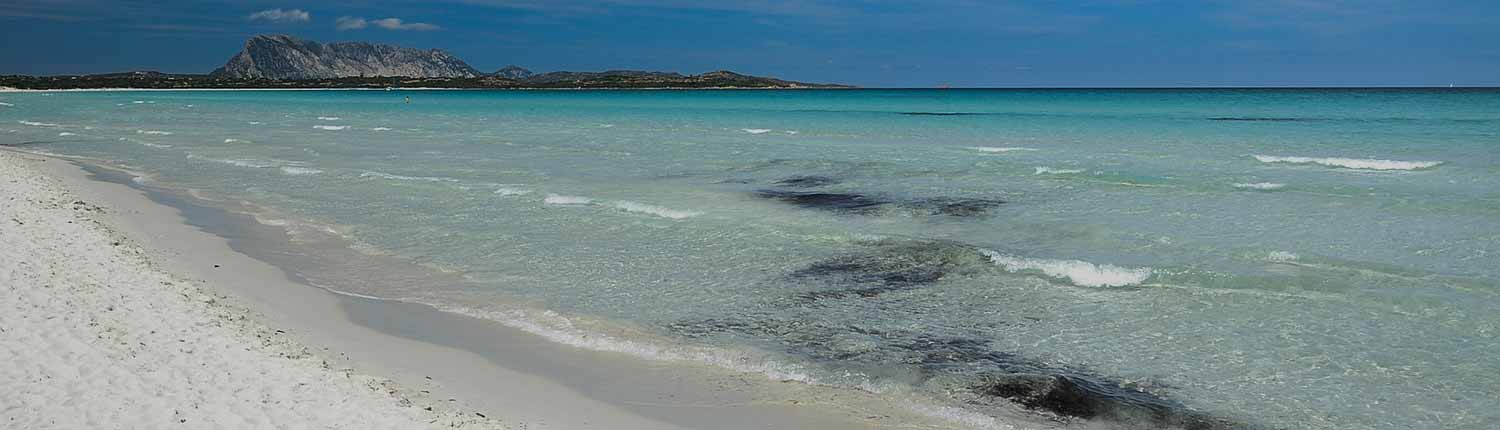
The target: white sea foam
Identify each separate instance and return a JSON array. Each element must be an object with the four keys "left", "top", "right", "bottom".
[
  {"left": 1267, "top": 251, "right": 1300, "bottom": 263},
  {"left": 608, "top": 201, "right": 702, "bottom": 219},
  {"left": 970, "top": 146, "right": 1038, "bottom": 153},
  {"left": 316, "top": 116, "right": 341, "bottom": 121},
  {"left": 1233, "top": 182, "right": 1286, "bottom": 191},
  {"left": 248, "top": 121, "right": 262, "bottom": 125},
  {"left": 19, "top": 121, "right": 58, "bottom": 127},
  {"left": 784, "top": 130, "right": 800, "bottom": 135},
  {"left": 1253, "top": 155, "right": 1442, "bottom": 171},
  {"left": 358, "top": 171, "right": 460, "bottom": 183},
  {"left": 980, "top": 249, "right": 1152, "bottom": 287},
  {"left": 223, "top": 138, "right": 249, "bottom": 143},
  {"left": 186, "top": 154, "right": 273, "bottom": 168},
  {"left": 132, "top": 100, "right": 146, "bottom": 104},
  {"left": 741, "top": 128, "right": 773, "bottom": 134},
  {"left": 121, "top": 137, "right": 171, "bottom": 148},
  {"left": 0, "top": 102, "right": 13, "bottom": 107},
  {"left": 370, "top": 127, "right": 392, "bottom": 131},
  {"left": 494, "top": 187, "right": 532, "bottom": 196},
  {"left": 1034, "top": 167, "right": 1084, "bottom": 175},
  {"left": 544, "top": 194, "right": 593, "bottom": 205},
  {"left": 136, "top": 130, "right": 173, "bottom": 135},
  {"left": 57, "top": 132, "right": 76, "bottom": 136},
  {"left": 313, "top": 125, "right": 348, "bottom": 131},
  {"left": 280, "top": 166, "right": 323, "bottom": 176}
]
